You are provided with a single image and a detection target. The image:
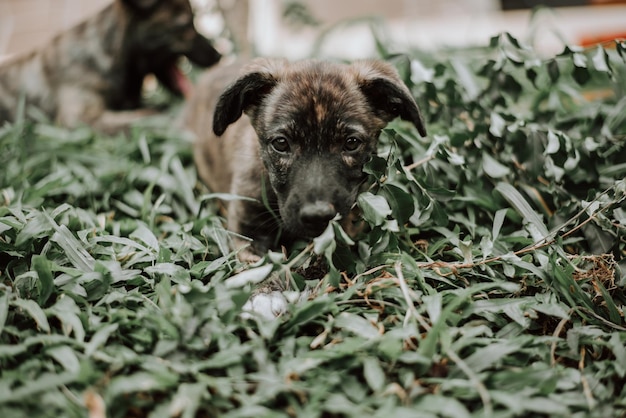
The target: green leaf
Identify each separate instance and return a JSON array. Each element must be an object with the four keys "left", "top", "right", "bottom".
[
  {"left": 608, "top": 333, "right": 626, "bottom": 377},
  {"left": 415, "top": 395, "right": 471, "bottom": 418},
  {"left": 106, "top": 371, "right": 179, "bottom": 399},
  {"left": 334, "top": 312, "right": 380, "bottom": 340},
  {"left": 570, "top": 51, "right": 586, "bottom": 67},
  {"left": 47, "top": 296, "right": 85, "bottom": 343},
  {"left": 14, "top": 212, "right": 53, "bottom": 247},
  {"left": 49, "top": 223, "right": 95, "bottom": 272},
  {"left": 357, "top": 192, "right": 392, "bottom": 226},
  {"left": 0, "top": 290, "right": 9, "bottom": 337},
  {"left": 571, "top": 53, "right": 590, "bottom": 85},
  {"left": 11, "top": 299, "right": 50, "bottom": 333},
  {"left": 129, "top": 222, "right": 160, "bottom": 253},
  {"left": 547, "top": 59, "right": 560, "bottom": 83},
  {"left": 491, "top": 208, "right": 508, "bottom": 241},
  {"left": 544, "top": 130, "right": 560, "bottom": 155},
  {"left": 31, "top": 255, "right": 54, "bottom": 305},
  {"left": 382, "top": 184, "right": 415, "bottom": 224},
  {"left": 85, "top": 324, "right": 119, "bottom": 357},
  {"left": 286, "top": 298, "right": 333, "bottom": 329},
  {"left": 592, "top": 46, "right": 612, "bottom": 73},
  {"left": 47, "top": 345, "right": 80, "bottom": 373},
  {"left": 168, "top": 383, "right": 206, "bottom": 418},
  {"left": 463, "top": 338, "right": 527, "bottom": 372},
  {"left": 451, "top": 58, "right": 479, "bottom": 99},
  {"left": 313, "top": 222, "right": 336, "bottom": 255},
  {"left": 495, "top": 182, "right": 549, "bottom": 242},
  {"left": 489, "top": 112, "right": 506, "bottom": 138},
  {"left": 224, "top": 264, "right": 273, "bottom": 289},
  {"left": 593, "top": 275, "right": 622, "bottom": 324},
  {"left": 617, "top": 40, "right": 626, "bottom": 63},
  {"left": 483, "top": 152, "right": 510, "bottom": 178},
  {"left": 523, "top": 397, "right": 570, "bottom": 415},
  {"left": 363, "top": 357, "right": 385, "bottom": 392},
  {"left": 0, "top": 371, "right": 76, "bottom": 402}
]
